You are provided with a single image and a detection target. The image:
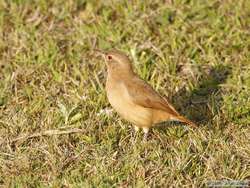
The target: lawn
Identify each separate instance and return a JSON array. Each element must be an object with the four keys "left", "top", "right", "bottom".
[{"left": 0, "top": 0, "right": 250, "bottom": 187}]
